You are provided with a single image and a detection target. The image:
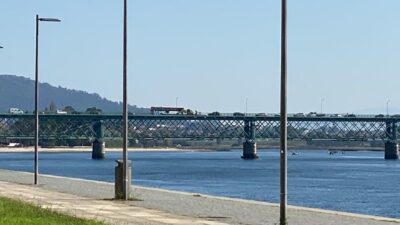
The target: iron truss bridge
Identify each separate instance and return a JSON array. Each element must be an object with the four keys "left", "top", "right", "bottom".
[{"left": 0, "top": 114, "right": 398, "bottom": 142}]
